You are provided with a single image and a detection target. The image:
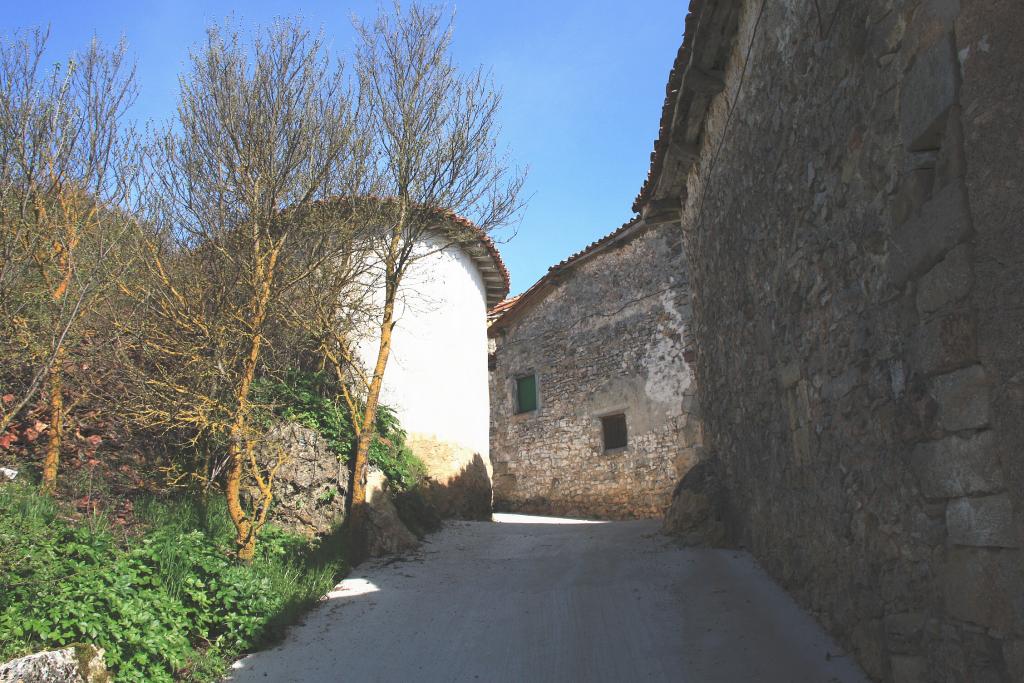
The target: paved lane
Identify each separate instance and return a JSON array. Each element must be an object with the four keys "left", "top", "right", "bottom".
[{"left": 228, "top": 514, "right": 867, "bottom": 682}]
